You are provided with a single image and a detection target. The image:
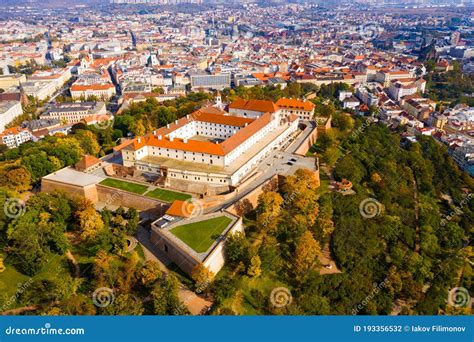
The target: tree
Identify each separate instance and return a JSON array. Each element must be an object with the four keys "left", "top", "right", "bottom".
[
  {"left": 247, "top": 255, "right": 262, "bottom": 277},
  {"left": 332, "top": 113, "right": 353, "bottom": 131},
  {"left": 156, "top": 107, "right": 177, "bottom": 127},
  {"left": 61, "top": 294, "right": 97, "bottom": 315},
  {"left": 117, "top": 252, "right": 139, "bottom": 293},
  {"left": 74, "top": 130, "right": 100, "bottom": 156},
  {"left": 293, "top": 230, "right": 322, "bottom": 282},
  {"left": 425, "top": 60, "right": 435, "bottom": 73},
  {"left": 130, "top": 119, "right": 146, "bottom": 136},
  {"left": 256, "top": 191, "right": 283, "bottom": 233},
  {"left": 2, "top": 166, "right": 32, "bottom": 192},
  {"left": 150, "top": 282, "right": 169, "bottom": 315},
  {"left": 191, "top": 264, "right": 214, "bottom": 290},
  {"left": 76, "top": 206, "right": 105, "bottom": 241},
  {"left": 281, "top": 169, "right": 320, "bottom": 227},
  {"left": 313, "top": 195, "right": 335, "bottom": 240},
  {"left": 93, "top": 251, "right": 113, "bottom": 287},
  {"left": 259, "top": 234, "right": 284, "bottom": 273},
  {"left": 225, "top": 232, "right": 251, "bottom": 266},
  {"left": 334, "top": 154, "right": 366, "bottom": 184},
  {"left": 21, "top": 152, "right": 56, "bottom": 181},
  {"left": 101, "top": 293, "right": 144, "bottom": 315},
  {"left": 150, "top": 275, "right": 183, "bottom": 315},
  {"left": 7, "top": 208, "right": 69, "bottom": 275},
  {"left": 138, "top": 260, "right": 162, "bottom": 286}
]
